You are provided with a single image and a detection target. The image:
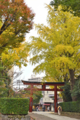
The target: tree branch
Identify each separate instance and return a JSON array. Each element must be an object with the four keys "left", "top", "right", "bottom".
[{"left": 0, "top": 17, "right": 11, "bottom": 35}]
